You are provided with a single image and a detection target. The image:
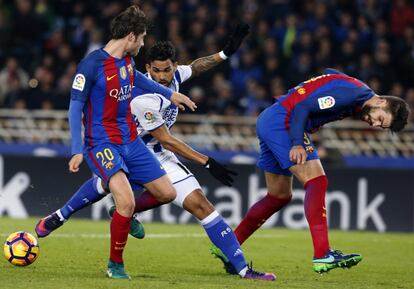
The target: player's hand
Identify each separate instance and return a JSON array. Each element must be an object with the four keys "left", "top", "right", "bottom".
[
  {"left": 289, "top": 145, "right": 307, "bottom": 165},
  {"left": 204, "top": 157, "right": 238, "bottom": 186},
  {"left": 69, "top": 154, "right": 83, "bottom": 173},
  {"left": 222, "top": 23, "right": 250, "bottom": 57},
  {"left": 171, "top": 92, "right": 197, "bottom": 111}
]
